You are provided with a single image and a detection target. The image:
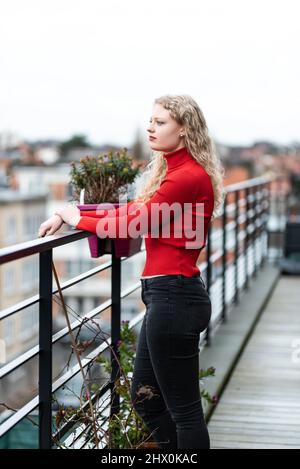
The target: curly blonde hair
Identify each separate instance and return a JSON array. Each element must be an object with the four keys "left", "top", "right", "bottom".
[{"left": 134, "top": 94, "right": 226, "bottom": 220}]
